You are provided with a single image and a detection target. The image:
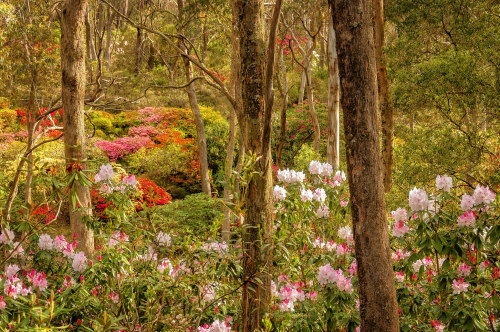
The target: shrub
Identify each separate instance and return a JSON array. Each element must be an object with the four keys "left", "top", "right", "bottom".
[
  {"left": 155, "top": 193, "right": 223, "bottom": 238},
  {"left": 95, "top": 136, "right": 154, "bottom": 161},
  {"left": 136, "top": 177, "right": 172, "bottom": 210}
]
